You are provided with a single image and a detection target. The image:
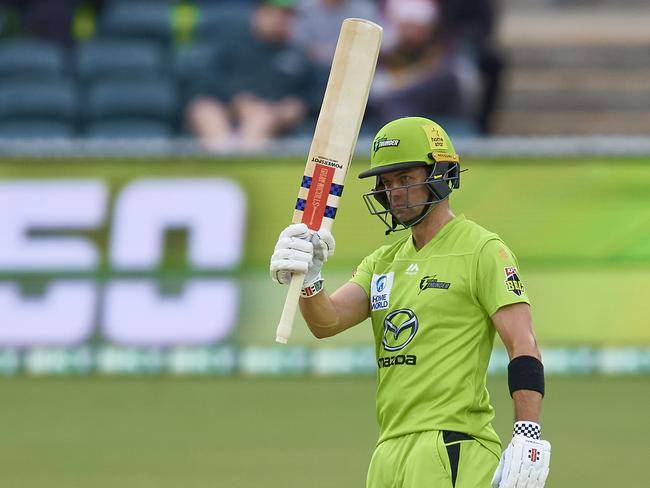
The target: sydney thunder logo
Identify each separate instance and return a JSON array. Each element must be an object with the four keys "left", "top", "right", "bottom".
[
  {"left": 418, "top": 275, "right": 451, "bottom": 294},
  {"left": 373, "top": 135, "right": 400, "bottom": 153}
]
